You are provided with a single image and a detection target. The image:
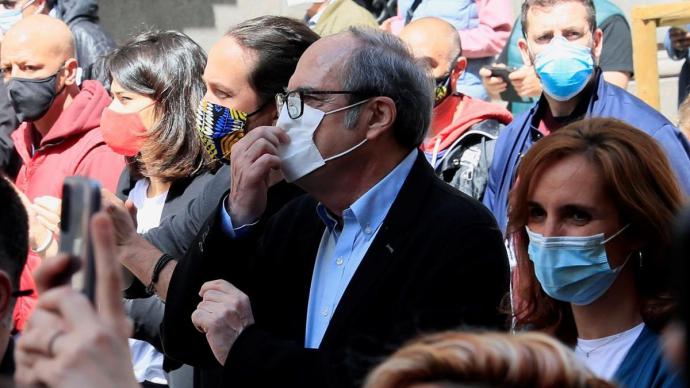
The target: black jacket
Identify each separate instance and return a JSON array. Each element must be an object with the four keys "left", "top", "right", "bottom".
[
  {"left": 162, "top": 152, "right": 510, "bottom": 387},
  {"left": 140, "top": 164, "right": 231, "bottom": 260},
  {"left": 55, "top": 0, "right": 116, "bottom": 88},
  {"left": 116, "top": 168, "right": 220, "bottom": 350},
  {"left": 116, "top": 167, "right": 231, "bottom": 388},
  {"left": 0, "top": 81, "right": 19, "bottom": 178}
]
